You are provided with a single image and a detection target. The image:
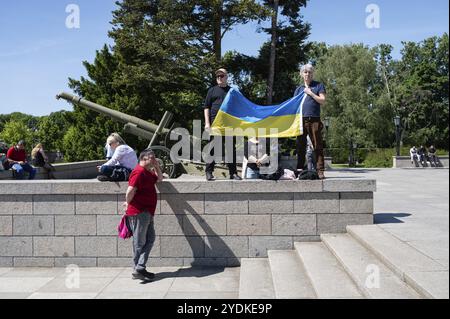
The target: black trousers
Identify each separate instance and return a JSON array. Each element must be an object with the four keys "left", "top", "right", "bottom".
[{"left": 205, "top": 135, "right": 237, "bottom": 175}]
